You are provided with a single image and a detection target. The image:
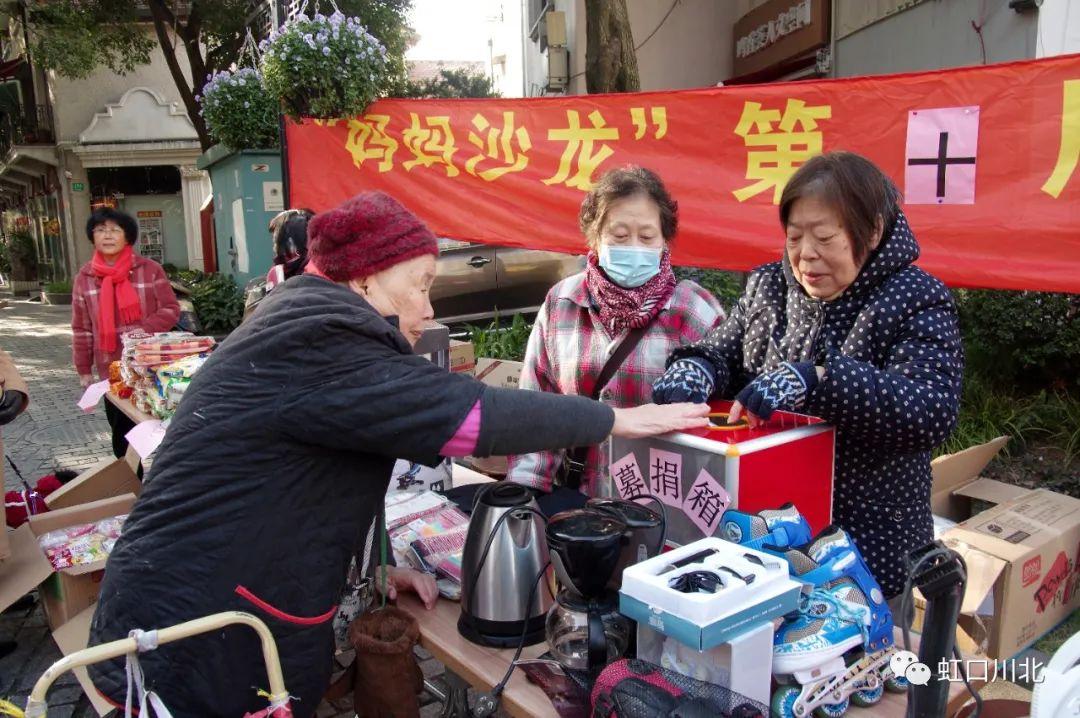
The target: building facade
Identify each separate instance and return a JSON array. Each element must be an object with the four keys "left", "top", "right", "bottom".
[{"left": 0, "top": 4, "right": 210, "bottom": 291}]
